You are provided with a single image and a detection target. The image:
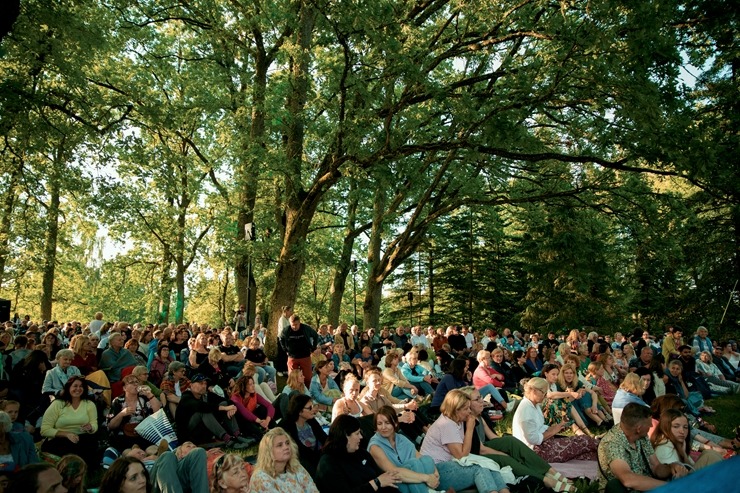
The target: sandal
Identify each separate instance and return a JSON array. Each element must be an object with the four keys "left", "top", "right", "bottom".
[
  {"left": 550, "top": 478, "right": 577, "bottom": 493},
  {"left": 546, "top": 471, "right": 576, "bottom": 493}
]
